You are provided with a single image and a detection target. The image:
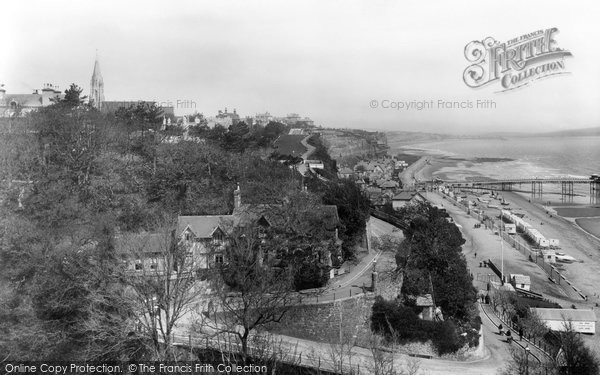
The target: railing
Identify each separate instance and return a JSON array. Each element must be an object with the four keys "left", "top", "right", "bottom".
[
  {"left": 369, "top": 209, "right": 409, "bottom": 230},
  {"left": 485, "top": 285, "right": 556, "bottom": 361},
  {"left": 172, "top": 332, "right": 364, "bottom": 374}
]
